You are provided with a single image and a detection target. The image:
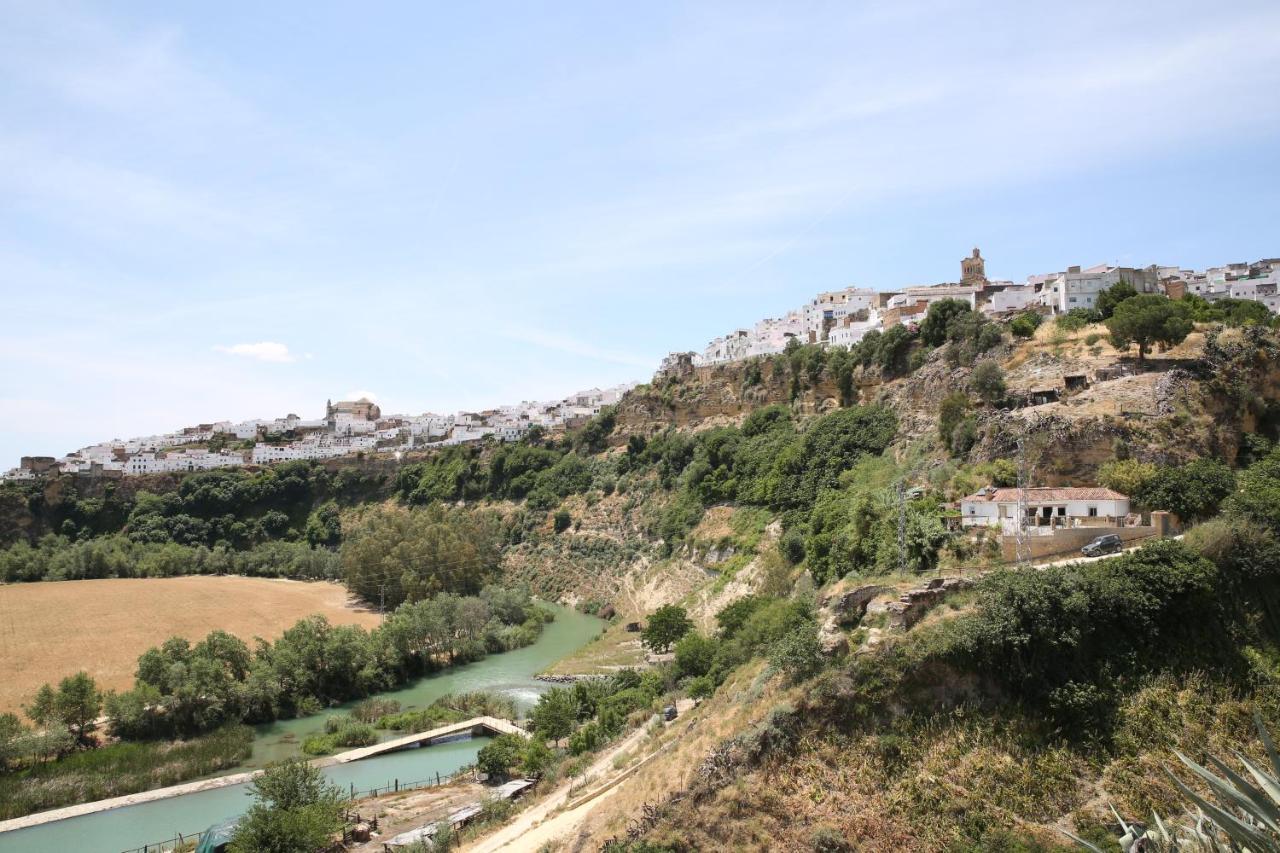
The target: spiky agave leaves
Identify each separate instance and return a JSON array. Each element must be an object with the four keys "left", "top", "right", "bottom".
[{"left": 1065, "top": 713, "right": 1280, "bottom": 852}]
